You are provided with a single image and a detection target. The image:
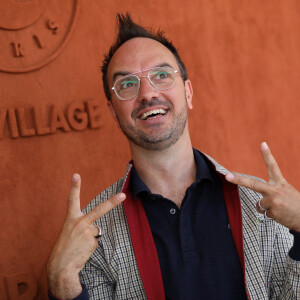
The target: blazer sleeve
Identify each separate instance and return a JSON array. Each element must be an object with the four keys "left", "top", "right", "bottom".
[
  {"left": 270, "top": 223, "right": 300, "bottom": 299},
  {"left": 79, "top": 260, "right": 114, "bottom": 300}
]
